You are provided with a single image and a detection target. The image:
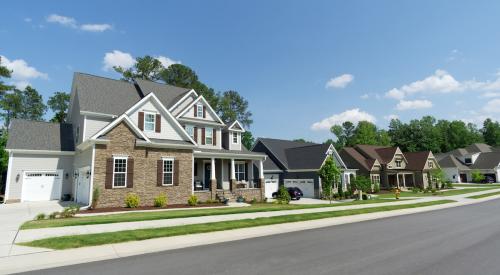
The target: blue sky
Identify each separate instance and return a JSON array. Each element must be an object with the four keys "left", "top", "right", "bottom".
[{"left": 2, "top": 1, "right": 500, "bottom": 142}]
